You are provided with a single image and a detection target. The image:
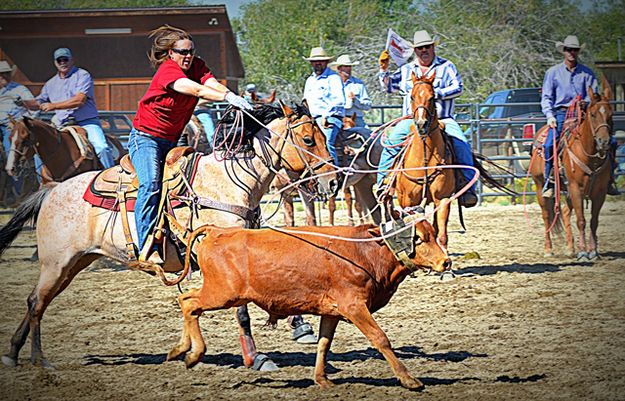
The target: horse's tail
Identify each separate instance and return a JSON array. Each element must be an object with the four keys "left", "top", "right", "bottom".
[
  {"left": 472, "top": 153, "right": 518, "bottom": 196},
  {"left": 0, "top": 184, "right": 55, "bottom": 256}
]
